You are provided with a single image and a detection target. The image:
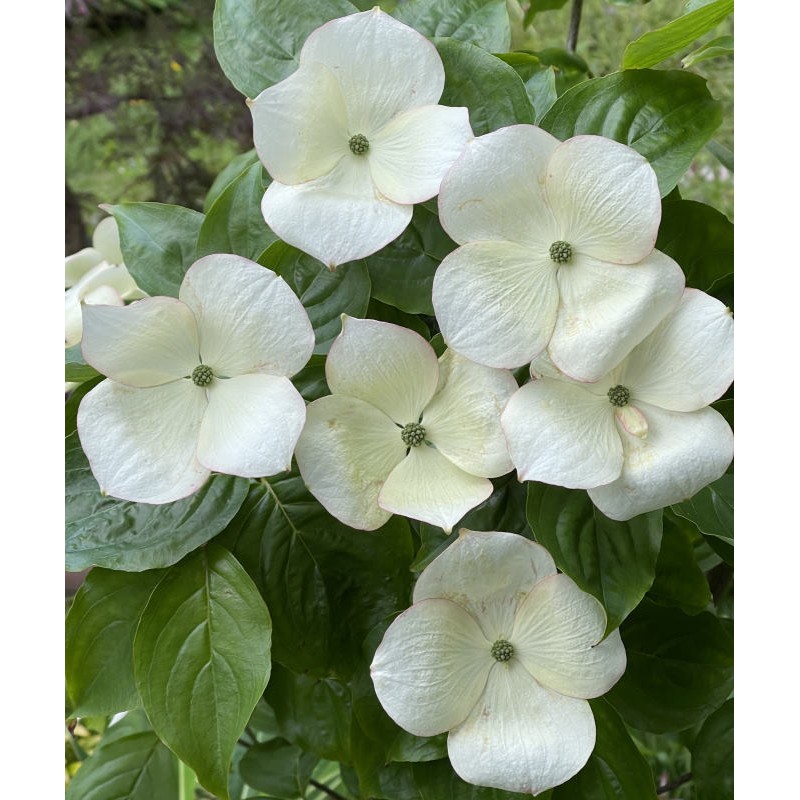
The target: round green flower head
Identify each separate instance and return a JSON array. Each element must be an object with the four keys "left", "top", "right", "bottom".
[
  {"left": 491, "top": 639, "right": 514, "bottom": 662},
  {"left": 549, "top": 240, "right": 572, "bottom": 264},
  {"left": 400, "top": 422, "right": 426, "bottom": 447},
  {"left": 607, "top": 385, "right": 631, "bottom": 407},
  {"left": 192, "top": 364, "right": 214, "bottom": 387},
  {"left": 349, "top": 133, "right": 370, "bottom": 155}
]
